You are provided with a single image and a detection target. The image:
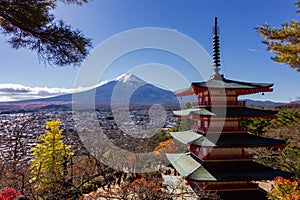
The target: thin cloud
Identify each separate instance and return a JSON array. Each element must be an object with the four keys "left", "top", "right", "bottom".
[
  {"left": 0, "top": 80, "right": 110, "bottom": 102},
  {"left": 248, "top": 48, "right": 261, "bottom": 53},
  {"left": 0, "top": 83, "right": 31, "bottom": 93},
  {"left": 0, "top": 83, "right": 74, "bottom": 102}
]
